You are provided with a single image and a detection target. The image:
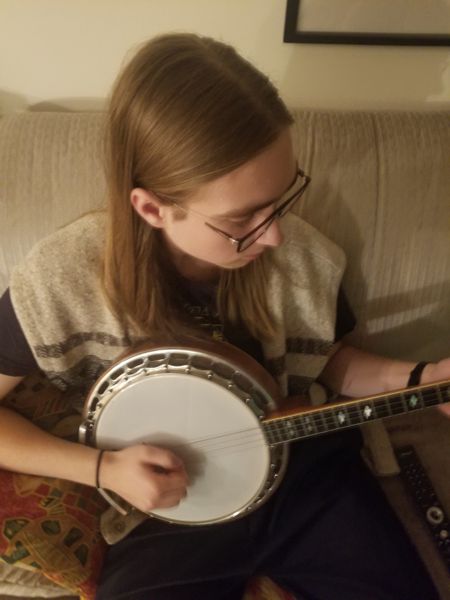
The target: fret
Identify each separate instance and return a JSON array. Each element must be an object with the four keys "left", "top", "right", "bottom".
[
  {"left": 281, "top": 419, "right": 301, "bottom": 441},
  {"left": 373, "top": 398, "right": 390, "bottom": 418},
  {"left": 273, "top": 421, "right": 286, "bottom": 442},
  {"left": 389, "top": 394, "right": 405, "bottom": 415},
  {"left": 264, "top": 425, "right": 275, "bottom": 445},
  {"left": 436, "top": 384, "right": 445, "bottom": 405},
  {"left": 400, "top": 392, "right": 410, "bottom": 413},
  {"left": 404, "top": 389, "right": 425, "bottom": 411},
  {"left": 322, "top": 409, "right": 335, "bottom": 430},
  {"left": 439, "top": 384, "right": 450, "bottom": 404},
  {"left": 428, "top": 384, "right": 450, "bottom": 406},
  {"left": 292, "top": 416, "right": 307, "bottom": 439},
  {"left": 330, "top": 404, "right": 352, "bottom": 428},
  {"left": 370, "top": 400, "right": 378, "bottom": 419},
  {"left": 278, "top": 416, "right": 302, "bottom": 442},
  {"left": 320, "top": 411, "right": 329, "bottom": 433},
  {"left": 269, "top": 422, "right": 284, "bottom": 444},
  {"left": 422, "top": 386, "right": 438, "bottom": 407},
  {"left": 385, "top": 396, "right": 393, "bottom": 417},
  {"left": 354, "top": 403, "right": 363, "bottom": 423},
  {"left": 352, "top": 400, "right": 376, "bottom": 423},
  {"left": 320, "top": 408, "right": 333, "bottom": 430},
  {"left": 300, "top": 414, "right": 318, "bottom": 436},
  {"left": 312, "top": 412, "right": 327, "bottom": 433},
  {"left": 267, "top": 421, "right": 286, "bottom": 444},
  {"left": 360, "top": 400, "right": 376, "bottom": 422},
  {"left": 281, "top": 421, "right": 294, "bottom": 441},
  {"left": 346, "top": 405, "right": 362, "bottom": 426},
  {"left": 331, "top": 407, "right": 344, "bottom": 428},
  {"left": 334, "top": 406, "right": 350, "bottom": 427}
]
